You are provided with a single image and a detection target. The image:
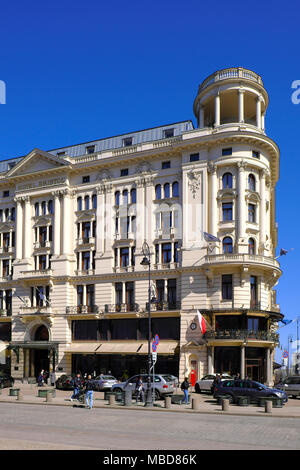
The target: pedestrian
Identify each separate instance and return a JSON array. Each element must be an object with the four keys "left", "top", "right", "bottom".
[
  {"left": 50, "top": 370, "right": 56, "bottom": 387},
  {"left": 38, "top": 370, "right": 44, "bottom": 387},
  {"left": 84, "top": 375, "right": 94, "bottom": 409},
  {"left": 181, "top": 377, "right": 190, "bottom": 404},
  {"left": 135, "top": 376, "right": 144, "bottom": 404},
  {"left": 70, "top": 373, "right": 82, "bottom": 402}
]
